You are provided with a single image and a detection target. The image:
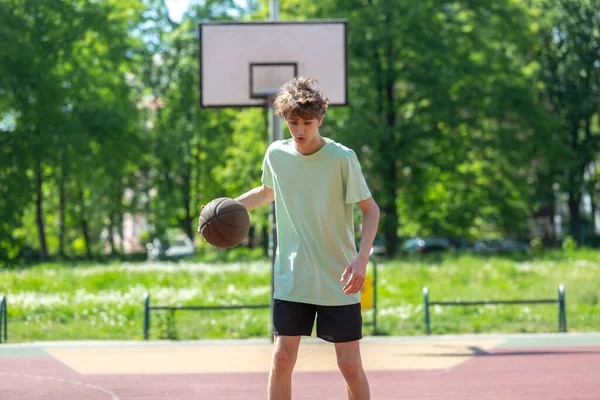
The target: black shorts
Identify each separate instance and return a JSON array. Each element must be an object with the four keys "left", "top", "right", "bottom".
[{"left": 272, "top": 299, "right": 363, "bottom": 343}]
